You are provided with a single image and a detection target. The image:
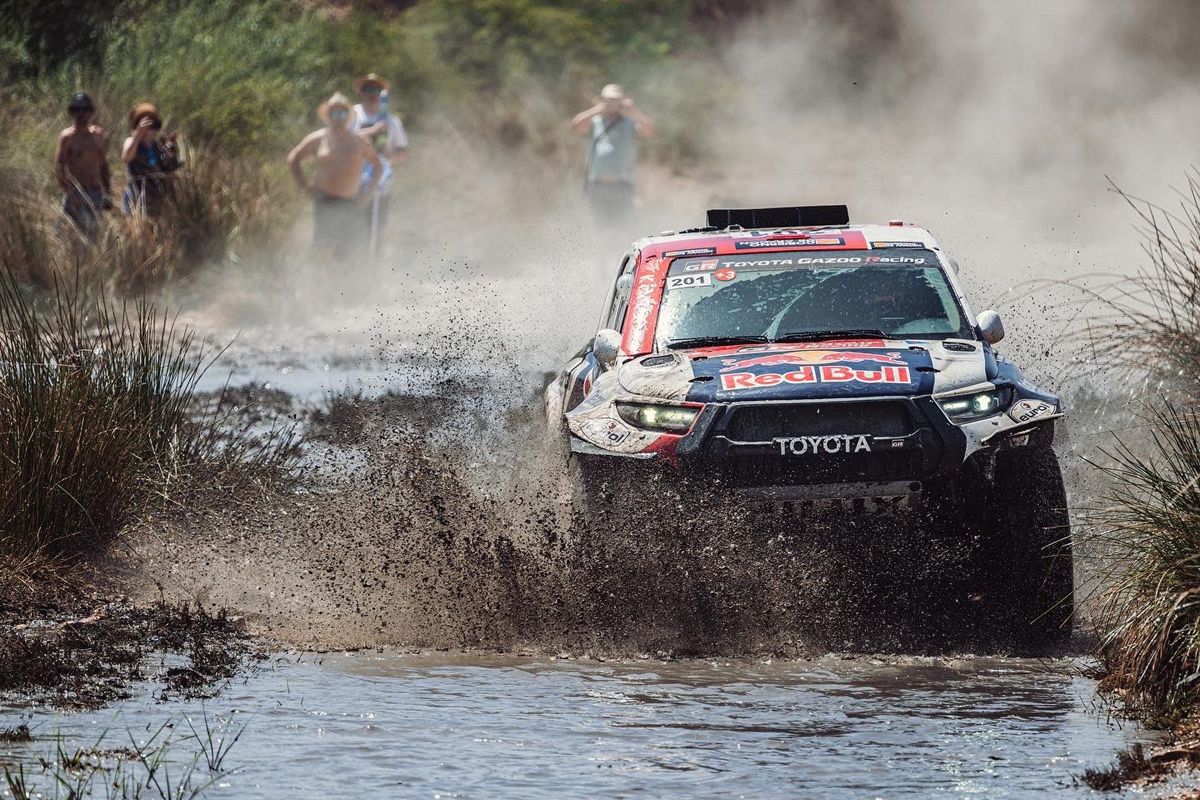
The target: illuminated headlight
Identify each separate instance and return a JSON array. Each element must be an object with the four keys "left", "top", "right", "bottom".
[
  {"left": 938, "top": 388, "right": 1012, "bottom": 422},
  {"left": 615, "top": 402, "right": 700, "bottom": 433}
]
